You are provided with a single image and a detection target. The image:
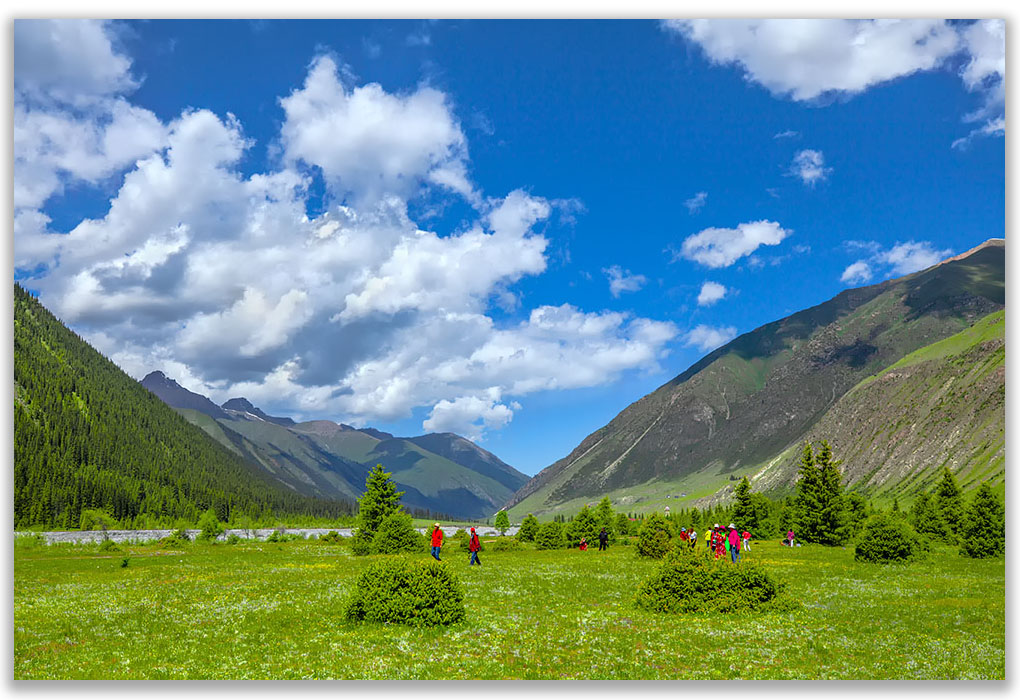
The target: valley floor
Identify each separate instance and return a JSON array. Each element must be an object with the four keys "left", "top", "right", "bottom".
[{"left": 13, "top": 537, "right": 1004, "bottom": 679}]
